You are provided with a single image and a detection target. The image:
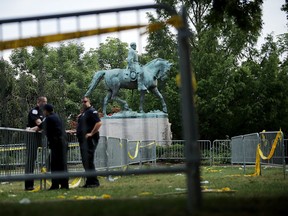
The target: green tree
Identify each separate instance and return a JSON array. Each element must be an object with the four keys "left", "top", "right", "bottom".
[
  {"left": 148, "top": 0, "right": 264, "bottom": 139},
  {"left": 96, "top": 37, "right": 128, "bottom": 69},
  {"left": 0, "top": 58, "right": 18, "bottom": 127}
]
